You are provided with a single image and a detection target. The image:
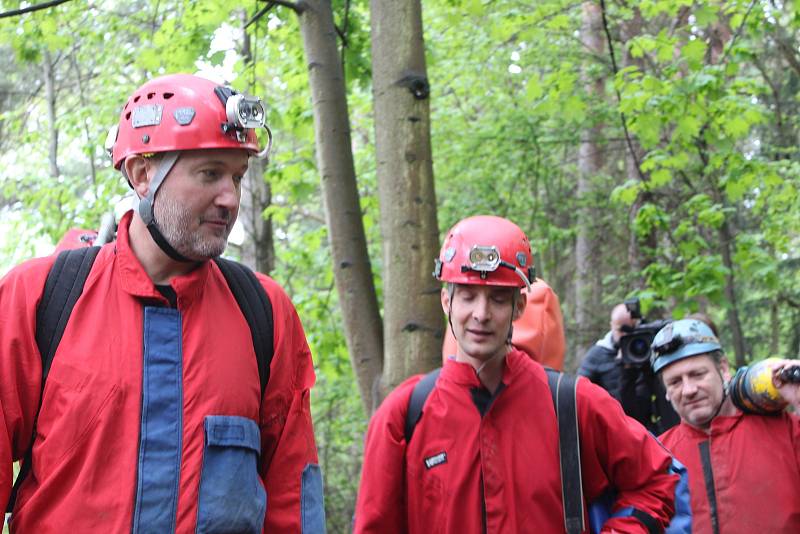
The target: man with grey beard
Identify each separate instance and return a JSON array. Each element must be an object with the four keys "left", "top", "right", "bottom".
[{"left": 0, "top": 74, "right": 324, "bottom": 533}]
